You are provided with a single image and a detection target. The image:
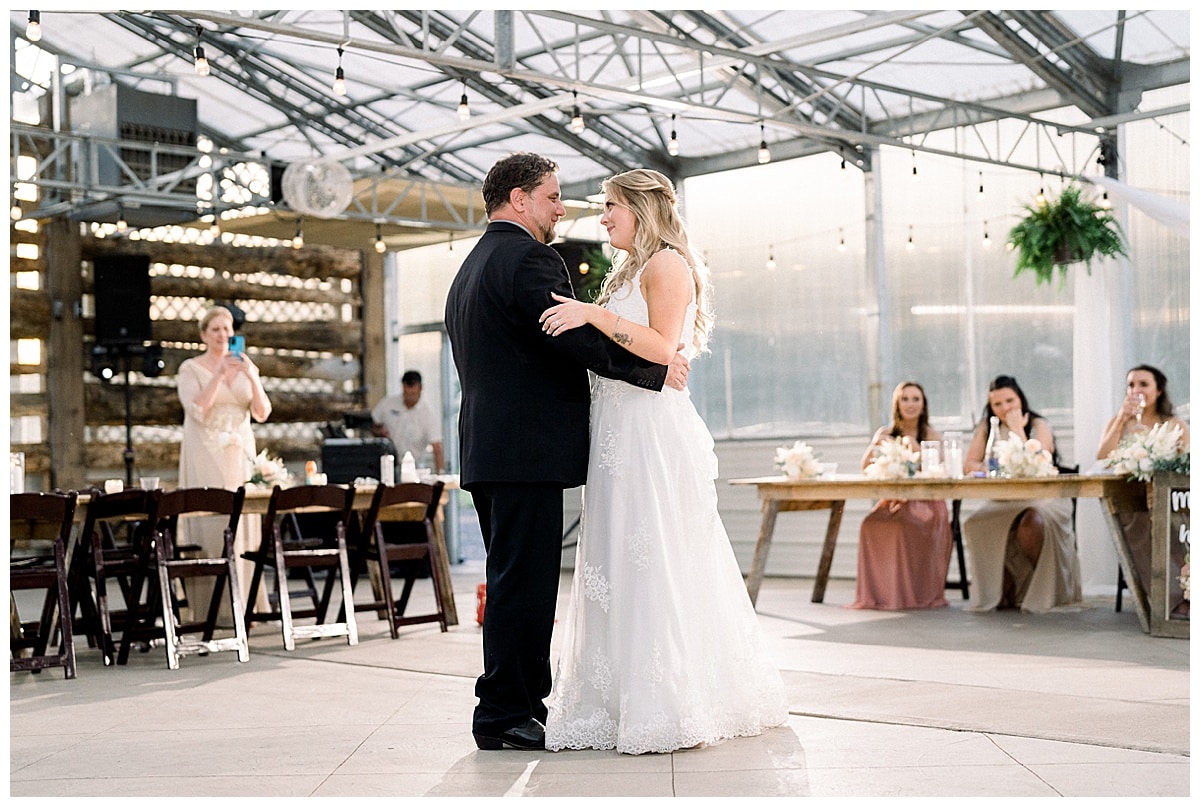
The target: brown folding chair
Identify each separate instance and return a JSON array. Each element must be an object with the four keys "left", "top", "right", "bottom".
[
  {"left": 10, "top": 491, "right": 79, "bottom": 680},
  {"left": 242, "top": 484, "right": 359, "bottom": 650},
  {"left": 349, "top": 482, "right": 449, "bottom": 639},
  {"left": 69, "top": 487, "right": 158, "bottom": 666},
  {"left": 119, "top": 486, "right": 250, "bottom": 669}
]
